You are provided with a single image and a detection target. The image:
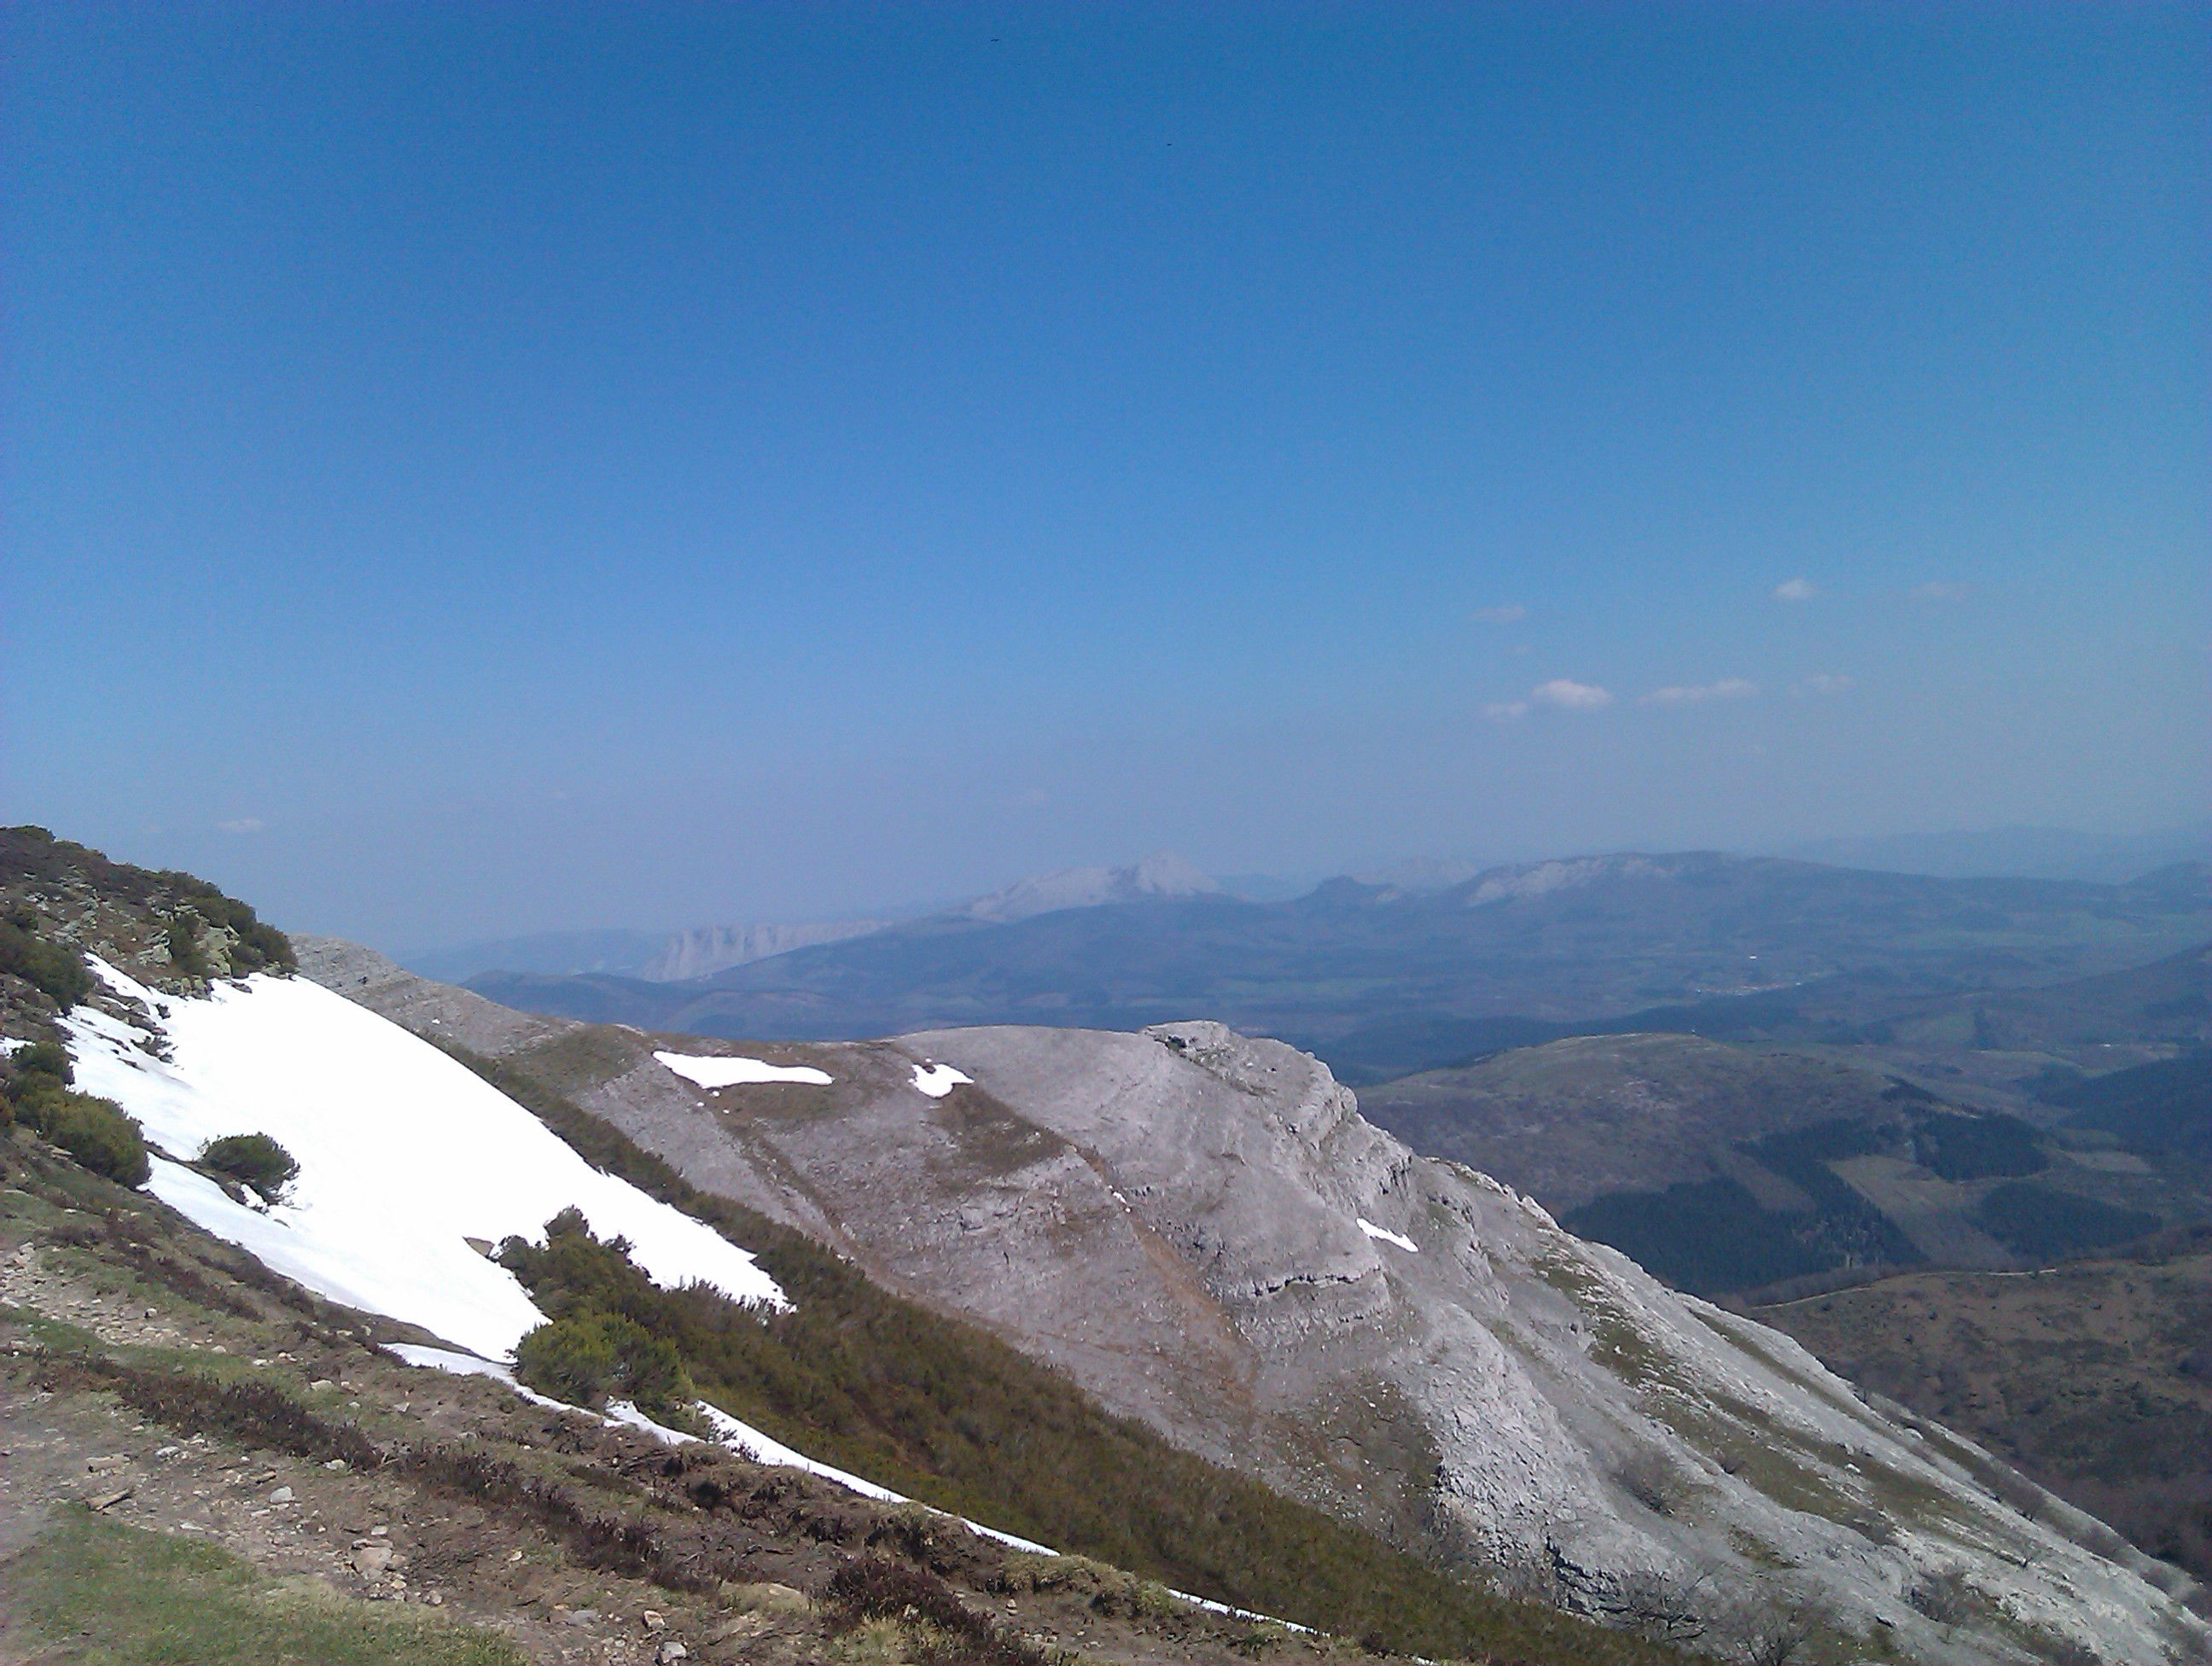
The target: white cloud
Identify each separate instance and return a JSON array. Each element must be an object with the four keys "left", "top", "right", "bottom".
[
  {"left": 1772, "top": 577, "right": 1817, "bottom": 603},
  {"left": 217, "top": 818, "right": 265, "bottom": 835},
  {"left": 1911, "top": 581, "right": 1965, "bottom": 602},
  {"left": 1470, "top": 604, "right": 1528, "bottom": 625},
  {"left": 1792, "top": 673, "right": 1854, "bottom": 697},
  {"left": 1530, "top": 679, "right": 1614, "bottom": 711},
  {"left": 1639, "top": 678, "right": 1757, "bottom": 707},
  {"left": 1485, "top": 679, "right": 1614, "bottom": 721}
]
